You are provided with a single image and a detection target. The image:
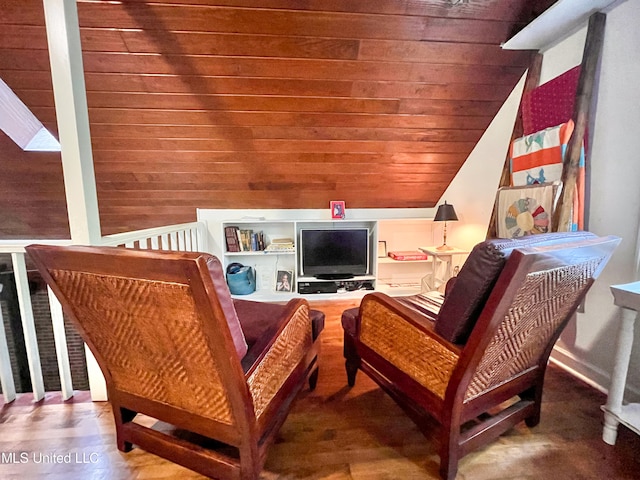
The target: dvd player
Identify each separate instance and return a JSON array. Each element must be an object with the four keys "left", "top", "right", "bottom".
[
  {"left": 298, "top": 280, "right": 375, "bottom": 294},
  {"left": 298, "top": 281, "right": 338, "bottom": 294}
]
